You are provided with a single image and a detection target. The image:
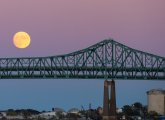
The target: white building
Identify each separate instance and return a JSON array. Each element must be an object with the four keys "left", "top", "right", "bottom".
[
  {"left": 147, "top": 89, "right": 165, "bottom": 115},
  {"left": 36, "top": 108, "right": 67, "bottom": 120},
  {"left": 68, "top": 108, "right": 80, "bottom": 114},
  {"left": 38, "top": 111, "right": 56, "bottom": 119}
]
